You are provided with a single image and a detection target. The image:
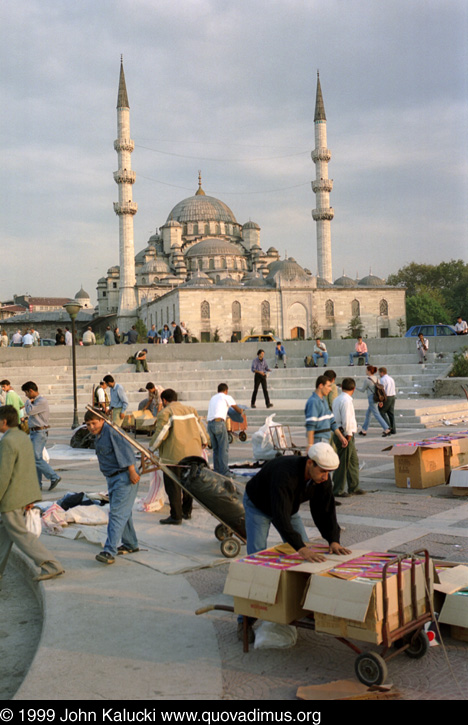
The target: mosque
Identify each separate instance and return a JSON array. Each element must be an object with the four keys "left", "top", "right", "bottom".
[{"left": 96, "top": 62, "right": 405, "bottom": 341}]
